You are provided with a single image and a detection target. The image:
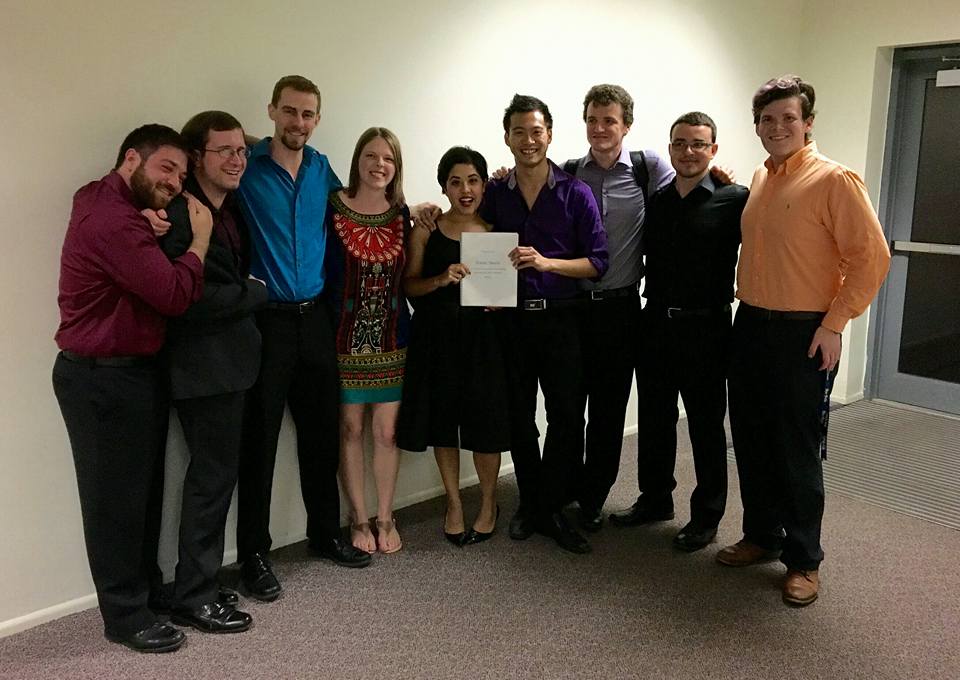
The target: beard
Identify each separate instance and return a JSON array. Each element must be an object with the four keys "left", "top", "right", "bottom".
[
  {"left": 279, "top": 129, "right": 308, "bottom": 151},
  {"left": 130, "top": 163, "right": 175, "bottom": 210}
]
